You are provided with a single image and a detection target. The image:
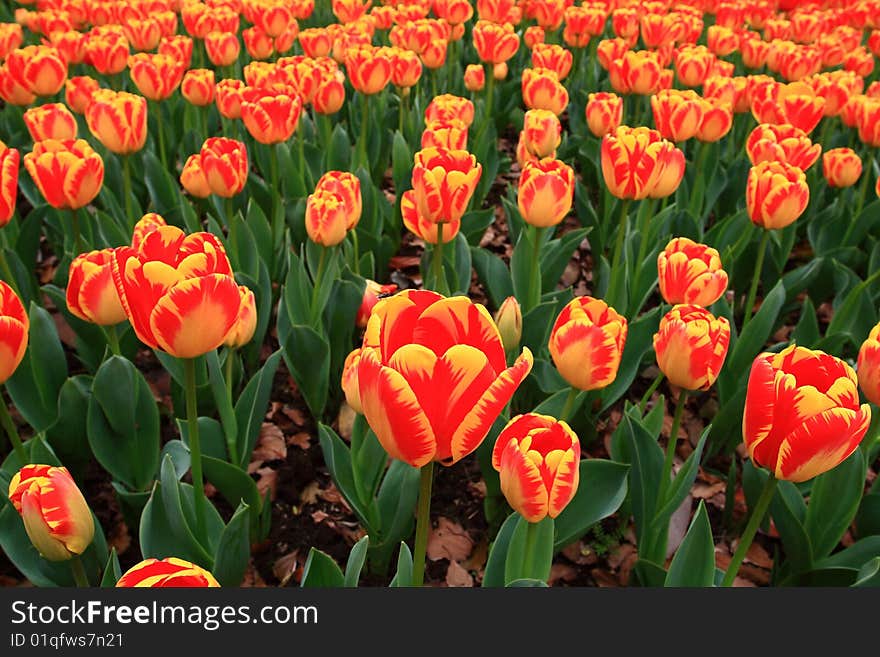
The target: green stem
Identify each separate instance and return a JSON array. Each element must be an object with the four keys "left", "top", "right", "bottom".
[
  {"left": 411, "top": 462, "right": 435, "bottom": 587},
  {"left": 104, "top": 323, "right": 121, "bottom": 356},
  {"left": 70, "top": 555, "right": 90, "bottom": 587},
  {"left": 526, "top": 225, "right": 545, "bottom": 312},
  {"left": 0, "top": 394, "right": 26, "bottom": 465},
  {"left": 852, "top": 155, "right": 873, "bottom": 223},
  {"left": 225, "top": 347, "right": 235, "bottom": 404},
  {"left": 606, "top": 199, "right": 631, "bottom": 308},
  {"left": 153, "top": 101, "right": 168, "bottom": 171},
  {"left": 635, "top": 197, "right": 657, "bottom": 267},
  {"left": 358, "top": 94, "right": 370, "bottom": 171},
  {"left": 70, "top": 209, "right": 83, "bottom": 256},
  {"left": 183, "top": 358, "right": 207, "bottom": 541},
  {"left": 226, "top": 196, "right": 237, "bottom": 257},
  {"left": 298, "top": 127, "right": 311, "bottom": 189},
  {"left": 351, "top": 227, "right": 360, "bottom": 275},
  {"left": 269, "top": 143, "right": 281, "bottom": 247},
  {"left": 485, "top": 68, "right": 495, "bottom": 125},
  {"left": 398, "top": 90, "right": 407, "bottom": 135},
  {"left": 122, "top": 155, "right": 135, "bottom": 229},
  {"left": 638, "top": 372, "right": 665, "bottom": 413},
  {"left": 521, "top": 519, "right": 540, "bottom": 580},
  {"left": 432, "top": 224, "right": 447, "bottom": 295},
  {"left": 742, "top": 229, "right": 770, "bottom": 329},
  {"left": 559, "top": 387, "right": 579, "bottom": 423},
  {"left": 309, "top": 246, "right": 328, "bottom": 327},
  {"left": 721, "top": 473, "right": 777, "bottom": 587},
  {"left": 658, "top": 390, "right": 687, "bottom": 504}
]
